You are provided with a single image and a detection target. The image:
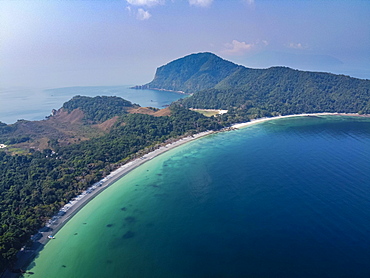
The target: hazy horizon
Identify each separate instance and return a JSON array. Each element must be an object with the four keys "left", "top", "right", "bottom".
[{"left": 1, "top": 0, "right": 369, "bottom": 89}]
